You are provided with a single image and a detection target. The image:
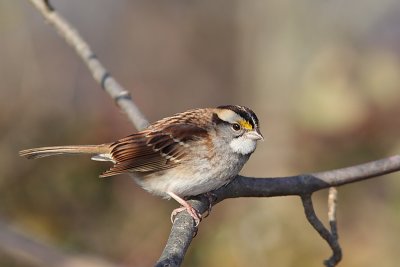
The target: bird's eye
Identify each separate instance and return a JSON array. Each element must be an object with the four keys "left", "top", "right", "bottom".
[{"left": 232, "top": 123, "right": 241, "bottom": 131}]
